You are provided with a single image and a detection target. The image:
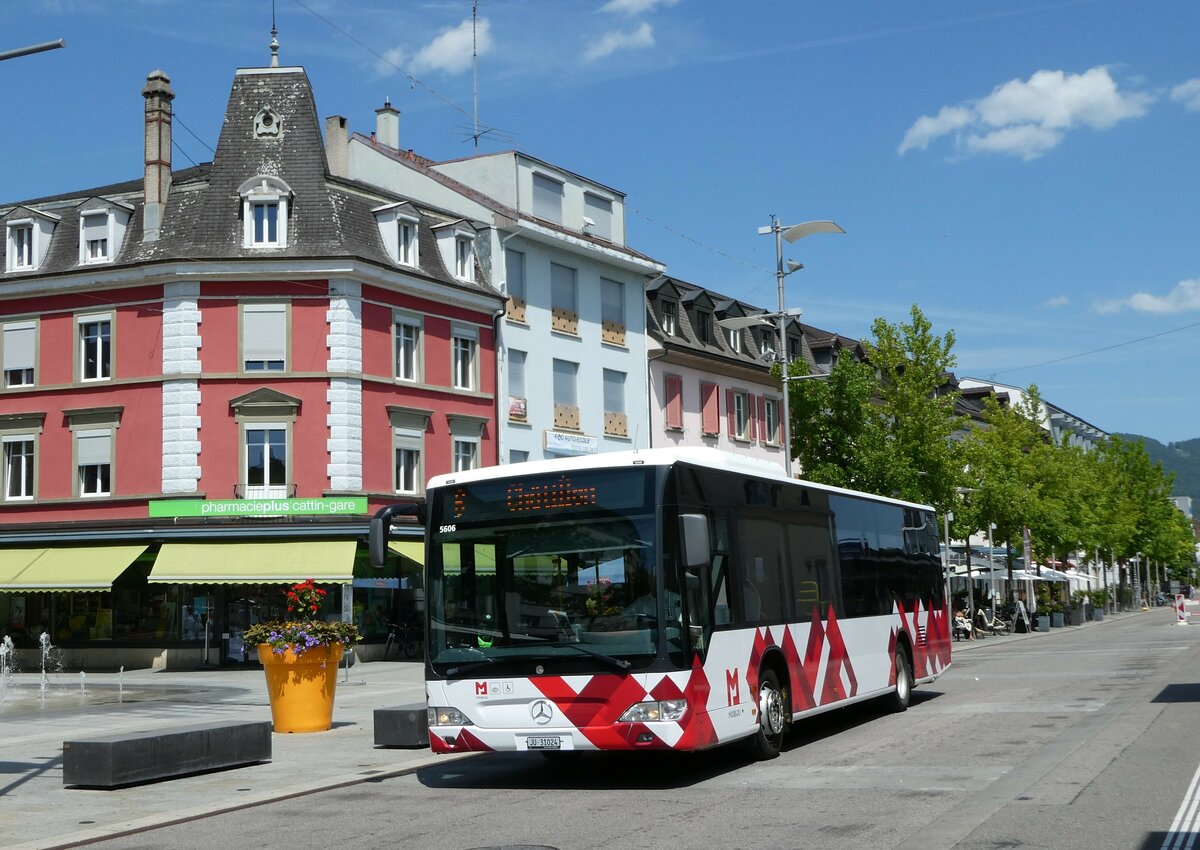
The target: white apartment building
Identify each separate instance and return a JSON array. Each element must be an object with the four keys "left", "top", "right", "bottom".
[{"left": 326, "top": 105, "right": 664, "bottom": 464}]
